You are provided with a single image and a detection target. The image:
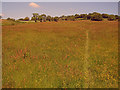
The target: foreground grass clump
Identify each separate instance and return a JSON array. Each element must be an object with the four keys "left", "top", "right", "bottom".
[{"left": 2, "top": 21, "right": 118, "bottom": 88}]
